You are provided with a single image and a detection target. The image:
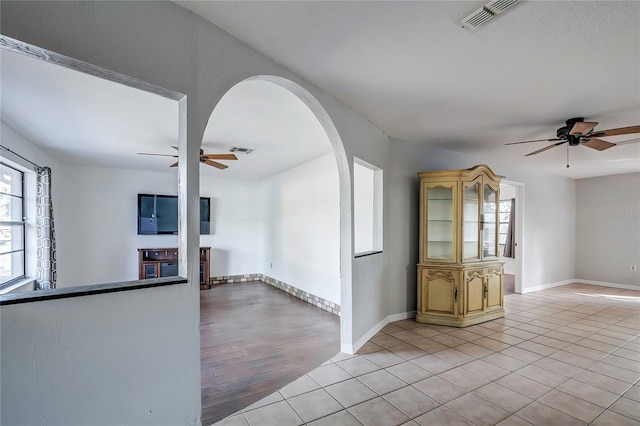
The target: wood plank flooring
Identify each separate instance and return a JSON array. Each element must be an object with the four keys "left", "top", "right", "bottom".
[{"left": 200, "top": 280, "right": 340, "bottom": 425}]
